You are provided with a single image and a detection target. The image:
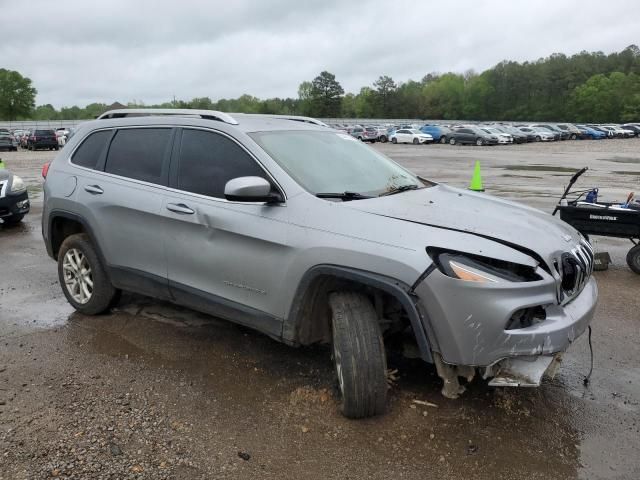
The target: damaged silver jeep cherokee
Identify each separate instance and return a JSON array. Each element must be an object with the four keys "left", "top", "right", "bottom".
[{"left": 42, "top": 109, "right": 597, "bottom": 418}]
